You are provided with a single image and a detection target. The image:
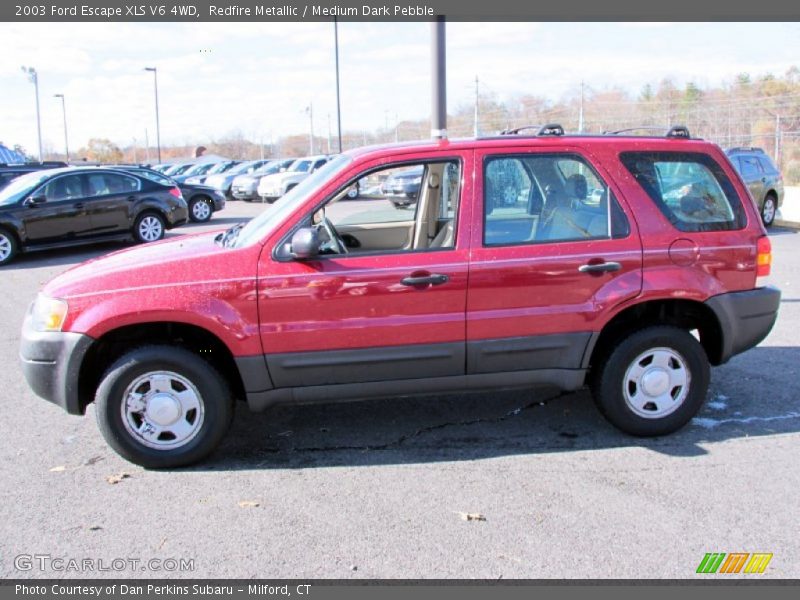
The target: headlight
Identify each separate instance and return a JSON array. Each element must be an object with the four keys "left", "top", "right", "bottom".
[{"left": 30, "top": 295, "right": 68, "bottom": 332}]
